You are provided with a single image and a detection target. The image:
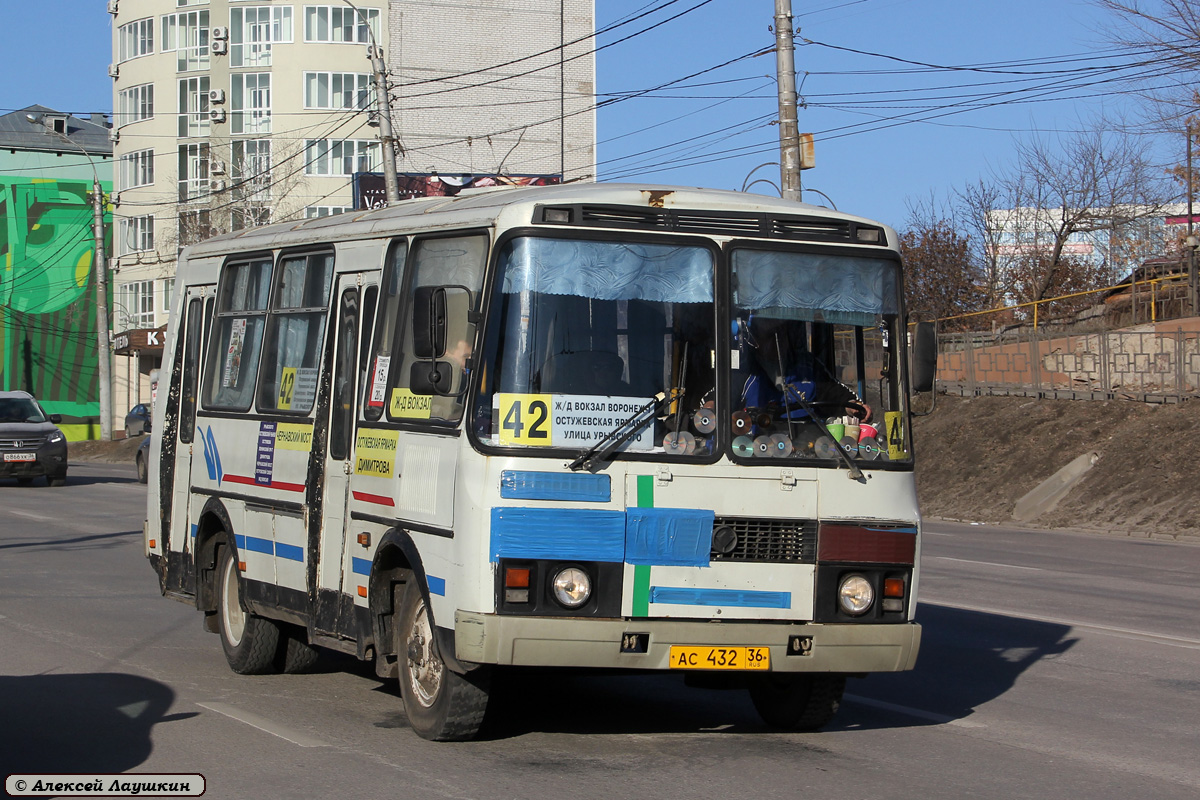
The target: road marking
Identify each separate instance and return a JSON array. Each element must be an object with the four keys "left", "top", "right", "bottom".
[
  {"left": 923, "top": 598, "right": 1200, "bottom": 650},
  {"left": 6, "top": 508, "right": 49, "bottom": 521},
  {"left": 933, "top": 556, "right": 1043, "bottom": 572},
  {"left": 843, "top": 694, "right": 985, "bottom": 728},
  {"left": 197, "top": 702, "right": 329, "bottom": 747}
]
